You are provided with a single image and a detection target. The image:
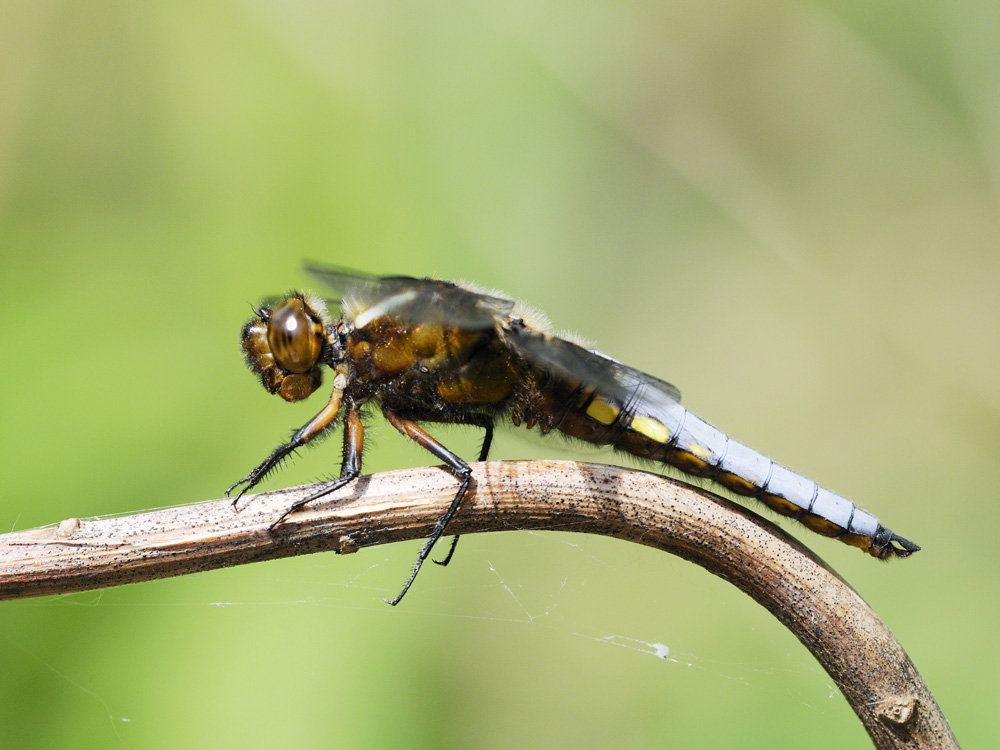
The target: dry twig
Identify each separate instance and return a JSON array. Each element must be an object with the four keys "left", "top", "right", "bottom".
[{"left": 0, "top": 460, "right": 955, "bottom": 748}]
